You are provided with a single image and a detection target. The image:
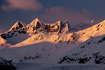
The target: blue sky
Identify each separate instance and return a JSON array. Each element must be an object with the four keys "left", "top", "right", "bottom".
[{"left": 0, "top": 0, "right": 105, "bottom": 33}]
